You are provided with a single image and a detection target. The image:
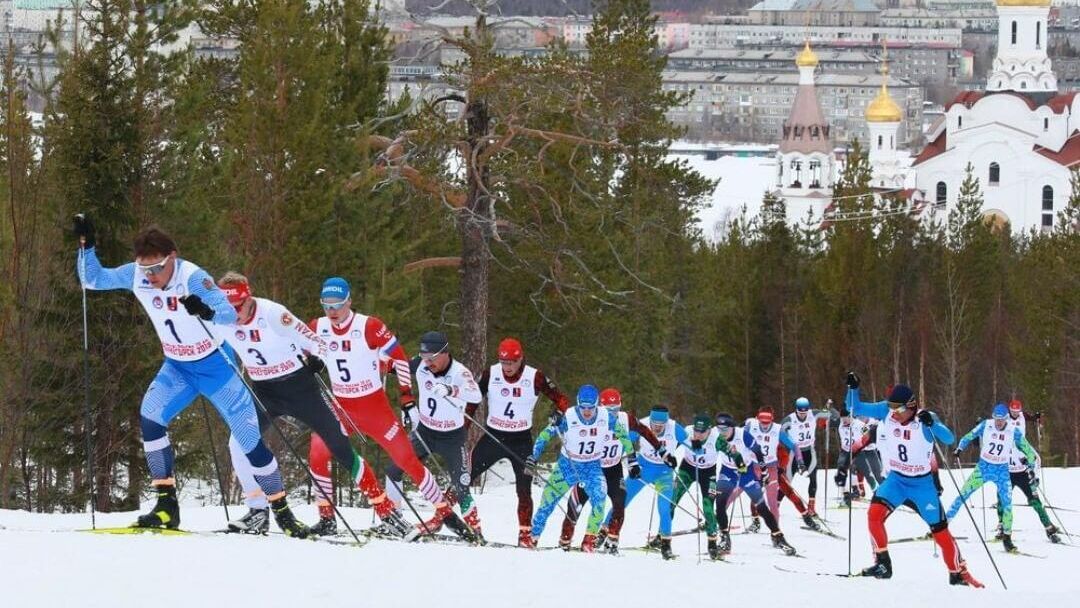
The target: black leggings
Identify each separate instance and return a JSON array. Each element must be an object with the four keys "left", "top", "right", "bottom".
[
  {"left": 252, "top": 370, "right": 355, "bottom": 470},
  {"left": 470, "top": 428, "right": 535, "bottom": 528}
]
